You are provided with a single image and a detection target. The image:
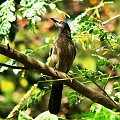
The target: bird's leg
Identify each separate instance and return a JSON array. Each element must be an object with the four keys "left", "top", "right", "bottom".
[{"left": 53, "top": 67, "right": 59, "bottom": 78}]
